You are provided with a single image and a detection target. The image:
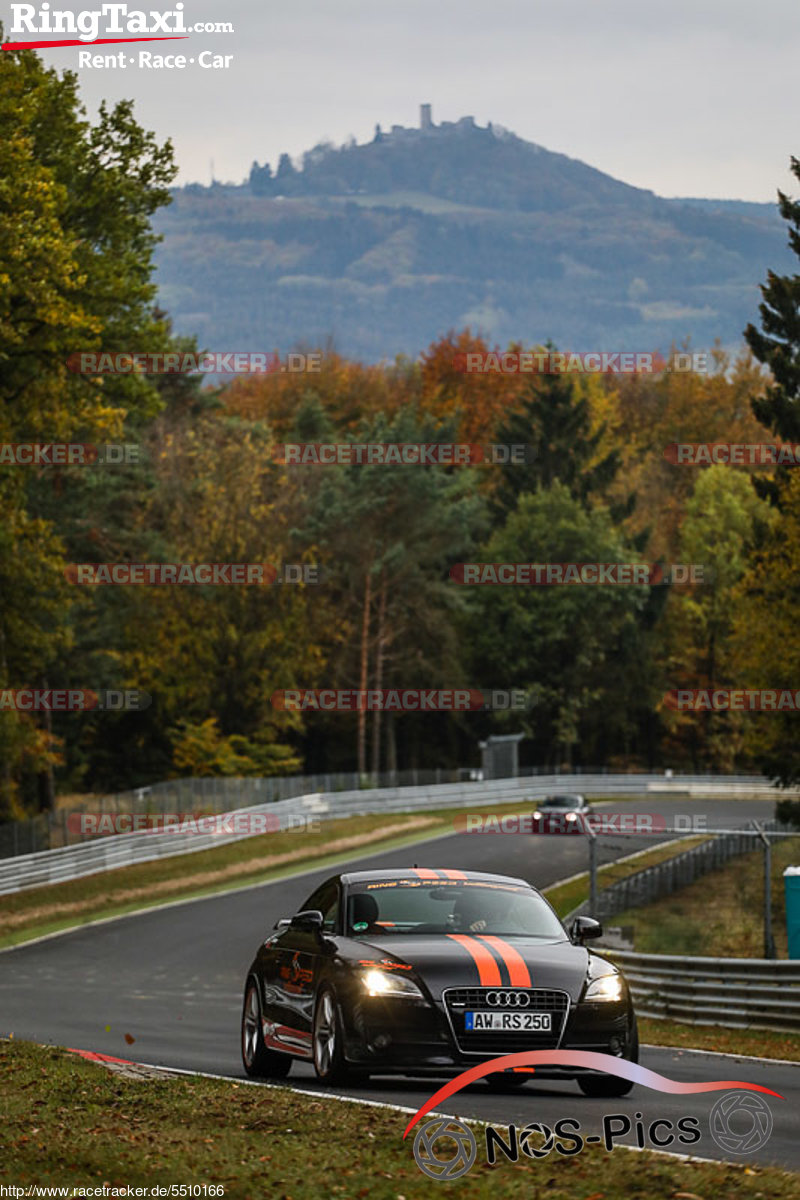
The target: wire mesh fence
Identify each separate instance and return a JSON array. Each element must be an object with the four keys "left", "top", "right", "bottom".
[{"left": 569, "top": 822, "right": 790, "bottom": 923}]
